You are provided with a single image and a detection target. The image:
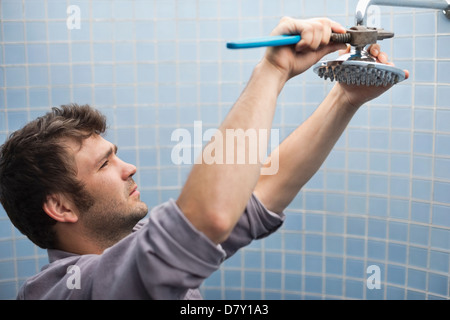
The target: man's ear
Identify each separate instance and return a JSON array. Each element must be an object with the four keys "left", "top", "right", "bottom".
[{"left": 43, "top": 194, "right": 78, "bottom": 223}]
